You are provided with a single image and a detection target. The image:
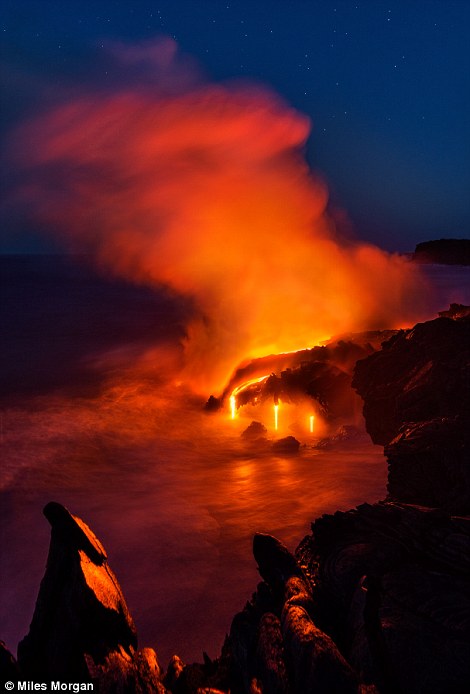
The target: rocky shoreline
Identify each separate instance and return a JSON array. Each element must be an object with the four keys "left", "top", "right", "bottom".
[{"left": 2, "top": 307, "right": 469, "bottom": 693}]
